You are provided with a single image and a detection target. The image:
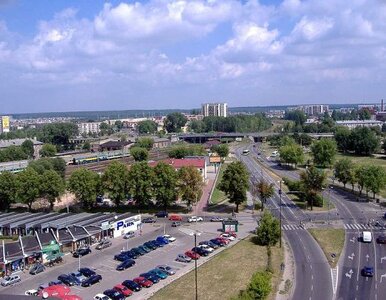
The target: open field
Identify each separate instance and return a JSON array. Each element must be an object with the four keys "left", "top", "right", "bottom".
[
  {"left": 308, "top": 228, "right": 345, "bottom": 268},
  {"left": 150, "top": 238, "right": 283, "bottom": 300}
]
